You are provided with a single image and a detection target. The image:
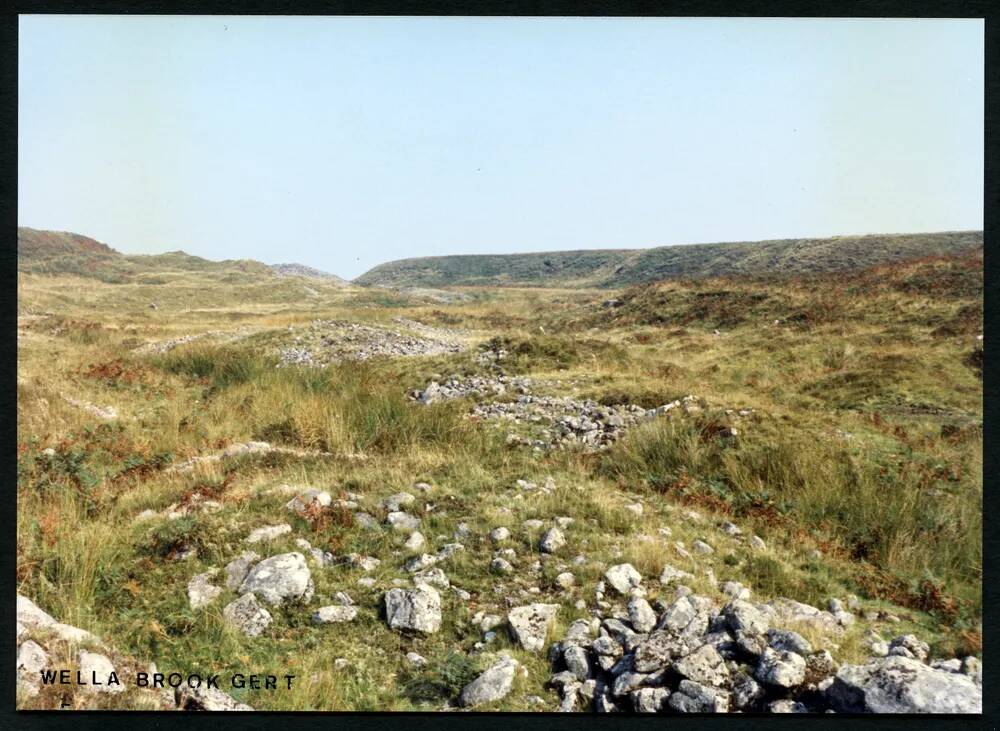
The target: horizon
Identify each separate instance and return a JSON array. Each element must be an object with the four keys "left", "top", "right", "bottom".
[
  {"left": 18, "top": 224, "right": 984, "bottom": 278},
  {"left": 19, "top": 16, "right": 984, "bottom": 279}
]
